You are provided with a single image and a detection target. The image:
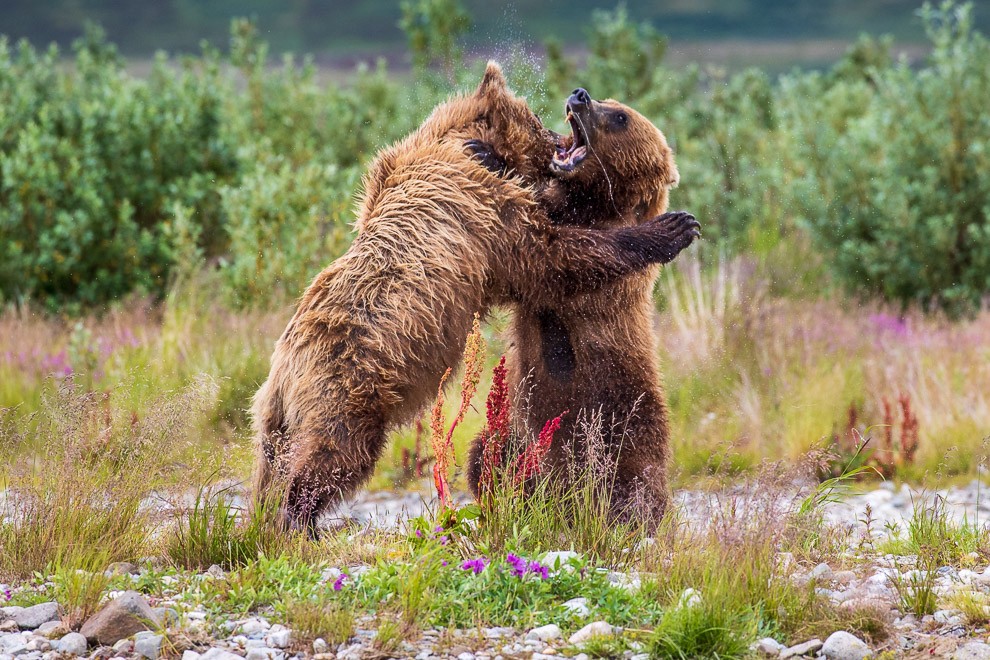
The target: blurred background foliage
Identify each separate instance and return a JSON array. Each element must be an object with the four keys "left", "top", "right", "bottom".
[
  {"left": 1, "top": 0, "right": 988, "bottom": 314},
  {"left": 1, "top": 0, "right": 989, "bottom": 485}
]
